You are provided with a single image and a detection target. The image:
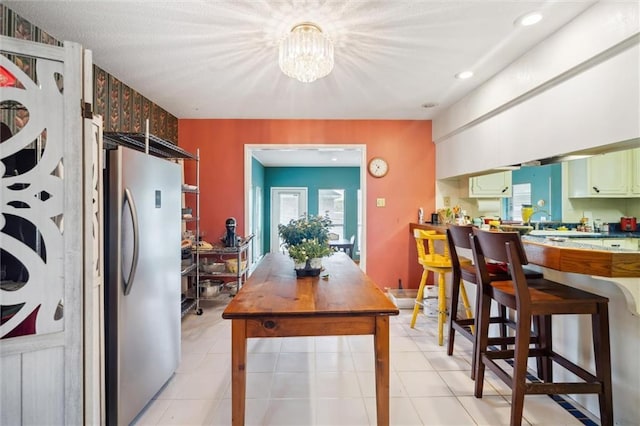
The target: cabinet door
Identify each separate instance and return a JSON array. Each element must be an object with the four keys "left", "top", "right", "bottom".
[
  {"left": 631, "top": 148, "right": 640, "bottom": 195},
  {"left": 601, "top": 239, "right": 639, "bottom": 250},
  {"left": 601, "top": 239, "right": 625, "bottom": 249},
  {"left": 588, "top": 151, "right": 629, "bottom": 196},
  {"left": 570, "top": 238, "right": 603, "bottom": 247},
  {"left": 468, "top": 171, "right": 512, "bottom": 197}
]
